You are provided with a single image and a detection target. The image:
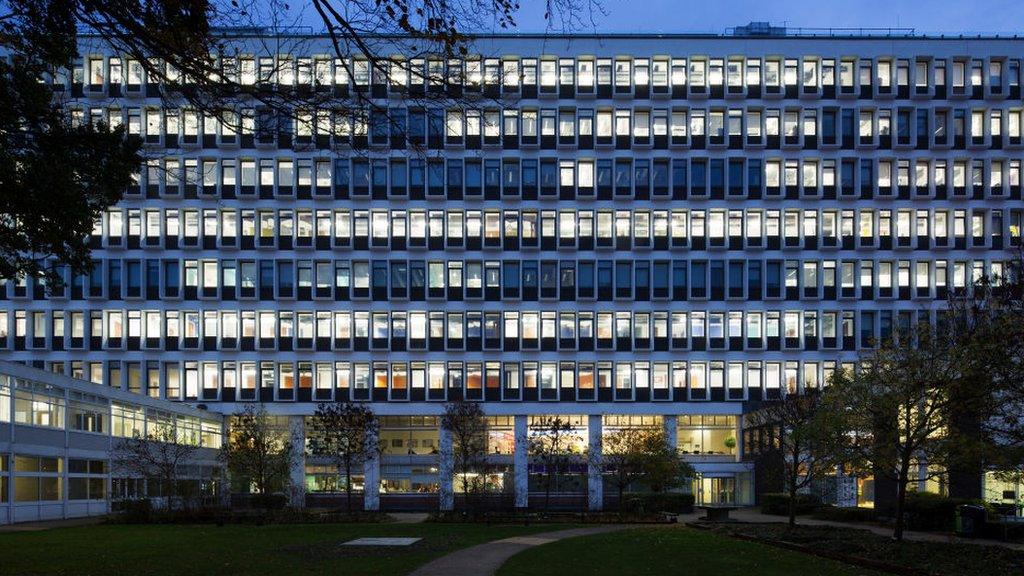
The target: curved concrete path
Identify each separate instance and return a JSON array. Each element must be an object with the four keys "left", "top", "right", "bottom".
[{"left": 408, "top": 525, "right": 628, "bottom": 576}]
